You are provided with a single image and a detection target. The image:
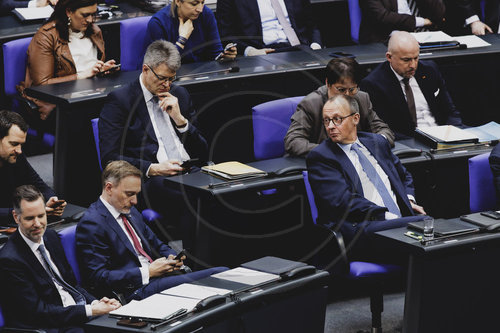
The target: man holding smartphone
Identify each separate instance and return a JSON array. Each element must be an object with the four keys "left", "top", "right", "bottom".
[
  {"left": 0, "top": 110, "right": 66, "bottom": 227},
  {"left": 76, "top": 160, "right": 226, "bottom": 301}
]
